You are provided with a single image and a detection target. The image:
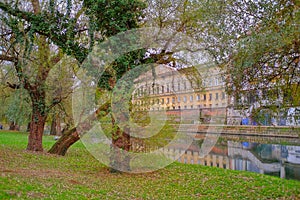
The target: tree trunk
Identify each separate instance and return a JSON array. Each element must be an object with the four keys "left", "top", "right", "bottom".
[
  {"left": 26, "top": 122, "right": 31, "bottom": 132},
  {"left": 9, "top": 121, "right": 19, "bottom": 131},
  {"left": 110, "top": 121, "right": 131, "bottom": 172},
  {"left": 26, "top": 108, "right": 47, "bottom": 151},
  {"left": 56, "top": 117, "right": 62, "bottom": 136},
  {"left": 48, "top": 127, "right": 80, "bottom": 156},
  {"left": 26, "top": 88, "right": 48, "bottom": 152},
  {"left": 50, "top": 115, "right": 57, "bottom": 135},
  {"left": 48, "top": 101, "right": 110, "bottom": 156},
  {"left": 50, "top": 115, "right": 62, "bottom": 136}
]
